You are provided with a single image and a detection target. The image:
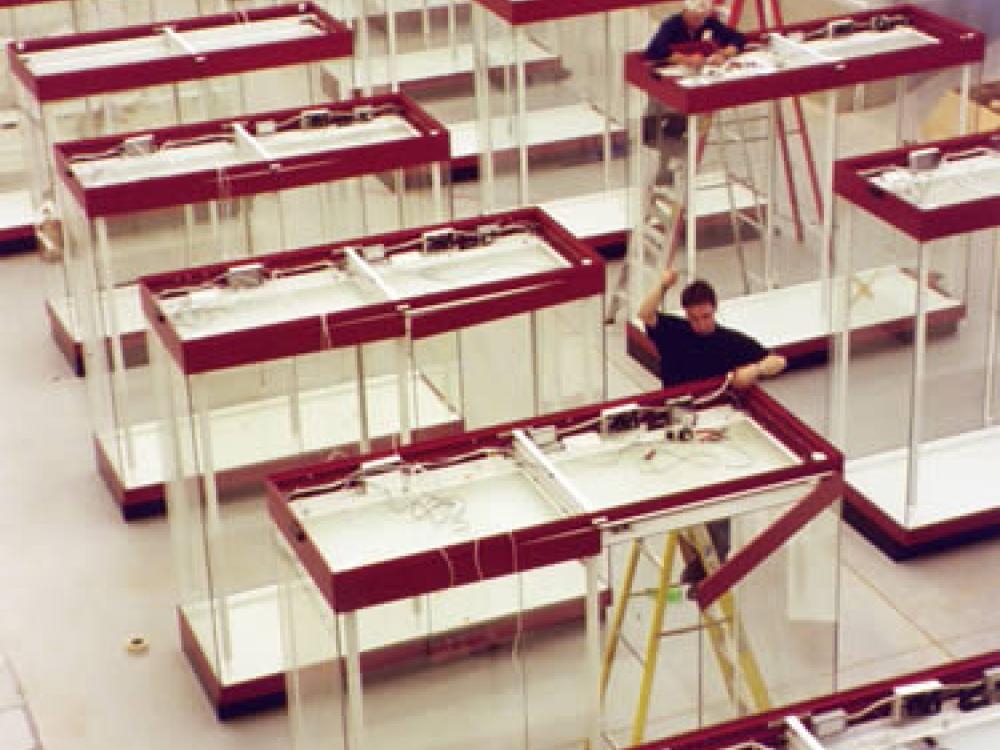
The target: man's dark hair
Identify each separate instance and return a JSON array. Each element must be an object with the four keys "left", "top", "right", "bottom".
[{"left": 681, "top": 279, "right": 717, "bottom": 309}]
